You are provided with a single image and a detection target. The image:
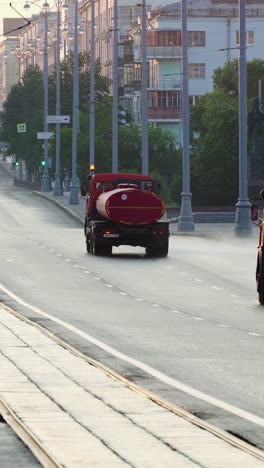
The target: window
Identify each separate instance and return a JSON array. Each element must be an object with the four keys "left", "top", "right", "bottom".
[
  {"left": 188, "top": 63, "right": 205, "bottom": 79},
  {"left": 148, "top": 91, "right": 181, "bottom": 108},
  {"left": 146, "top": 30, "right": 181, "bottom": 47},
  {"left": 188, "top": 31, "right": 206, "bottom": 47},
  {"left": 236, "top": 31, "right": 254, "bottom": 45}
]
